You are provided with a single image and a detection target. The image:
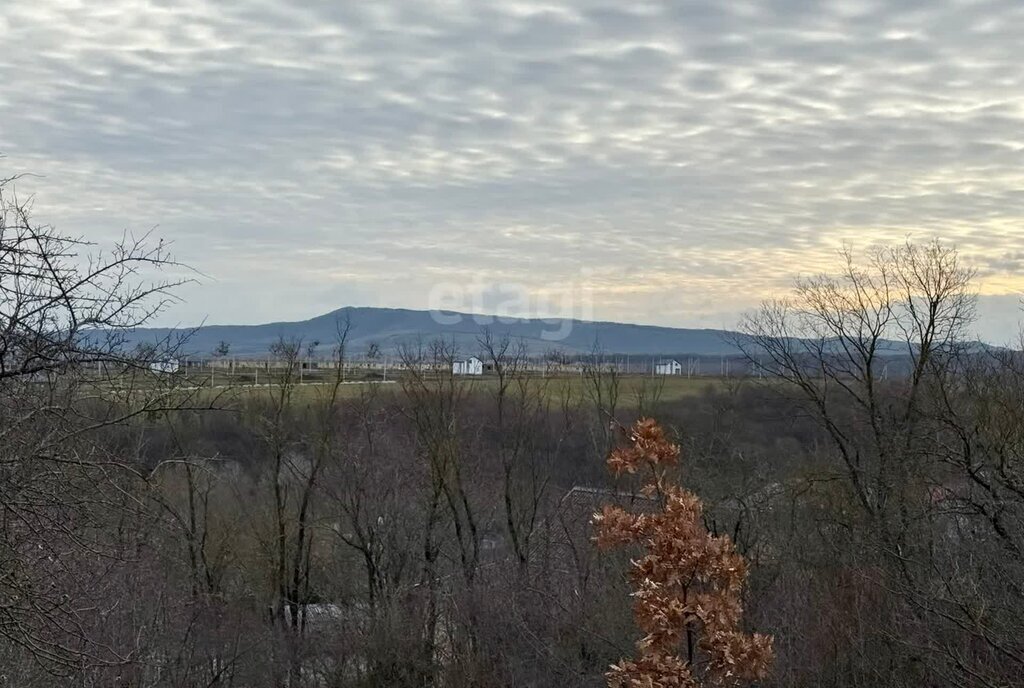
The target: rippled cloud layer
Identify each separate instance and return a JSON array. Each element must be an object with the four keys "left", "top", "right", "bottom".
[{"left": 1, "top": 0, "right": 1022, "bottom": 340}]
